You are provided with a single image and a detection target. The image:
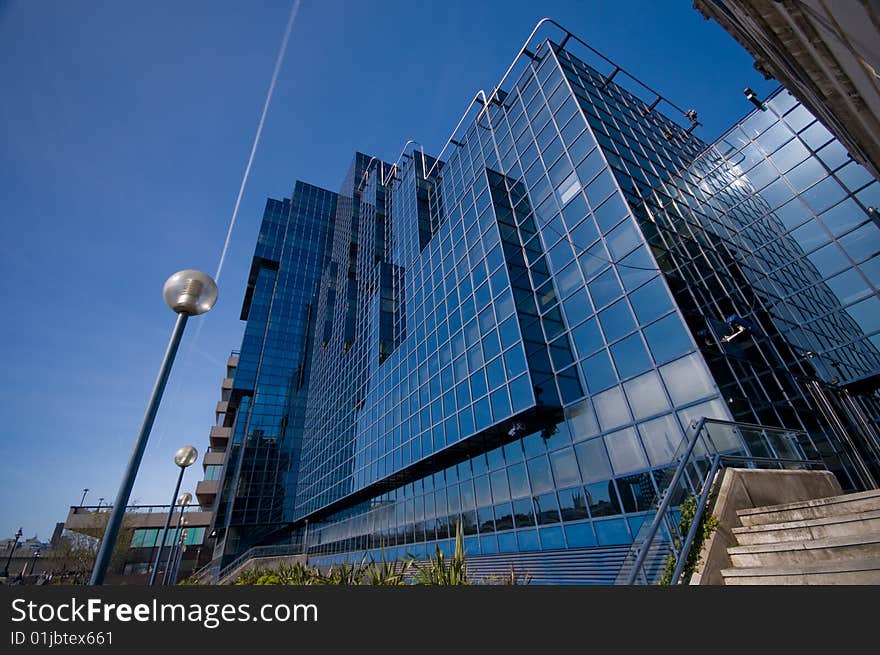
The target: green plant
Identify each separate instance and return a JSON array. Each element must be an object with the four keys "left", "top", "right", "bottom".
[
  {"left": 658, "top": 495, "right": 719, "bottom": 585},
  {"left": 497, "top": 564, "right": 531, "bottom": 586},
  {"left": 320, "top": 557, "right": 369, "bottom": 585},
  {"left": 363, "top": 553, "right": 413, "bottom": 585},
  {"left": 234, "top": 566, "right": 272, "bottom": 585},
  {"left": 275, "top": 561, "right": 321, "bottom": 585},
  {"left": 412, "top": 521, "right": 470, "bottom": 585}
]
